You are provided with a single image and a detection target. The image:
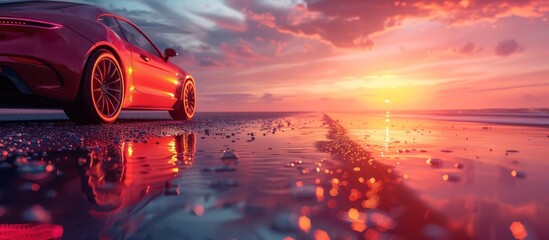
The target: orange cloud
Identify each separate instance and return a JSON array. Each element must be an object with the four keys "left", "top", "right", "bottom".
[{"left": 241, "top": 0, "right": 549, "bottom": 49}]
